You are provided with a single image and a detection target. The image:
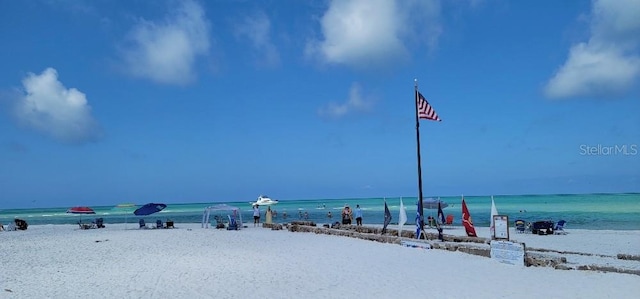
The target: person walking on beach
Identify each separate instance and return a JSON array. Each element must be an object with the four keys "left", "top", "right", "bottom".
[
  {"left": 253, "top": 205, "right": 261, "bottom": 227},
  {"left": 354, "top": 204, "right": 363, "bottom": 226},
  {"left": 266, "top": 206, "right": 273, "bottom": 224},
  {"left": 341, "top": 204, "right": 352, "bottom": 225}
]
